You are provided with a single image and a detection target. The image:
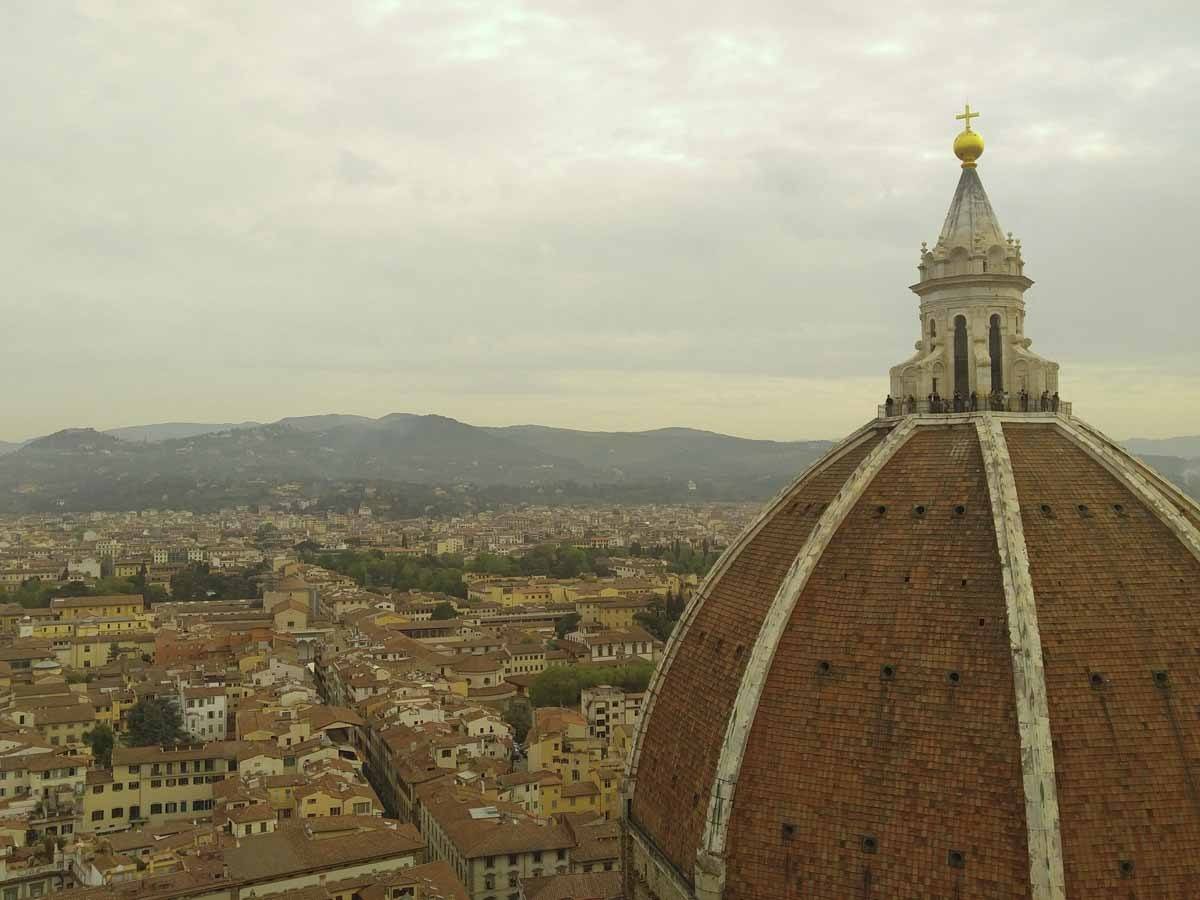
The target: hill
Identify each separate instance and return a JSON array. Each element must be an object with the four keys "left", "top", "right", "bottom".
[
  {"left": 3, "top": 414, "right": 1196, "bottom": 514},
  {"left": 104, "top": 421, "right": 261, "bottom": 443},
  {"left": 1124, "top": 436, "right": 1200, "bottom": 460},
  {"left": 0, "top": 414, "right": 832, "bottom": 513}
]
